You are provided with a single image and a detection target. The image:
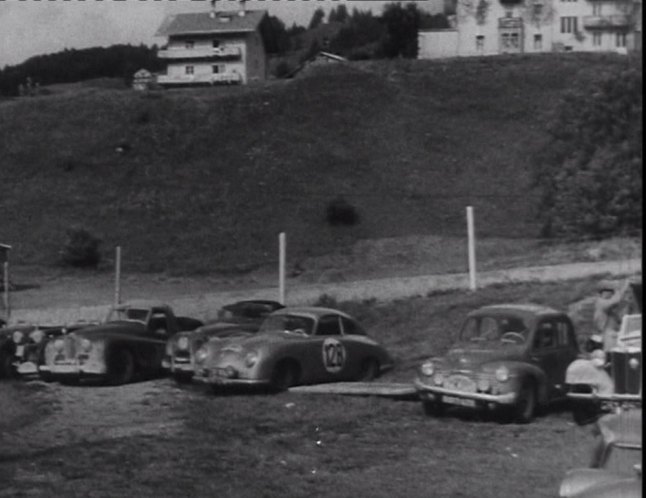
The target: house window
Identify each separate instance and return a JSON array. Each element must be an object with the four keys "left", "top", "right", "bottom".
[
  {"left": 534, "top": 33, "right": 543, "bottom": 50},
  {"left": 560, "top": 16, "right": 578, "bottom": 33},
  {"left": 510, "top": 32, "right": 520, "bottom": 48},
  {"left": 476, "top": 35, "right": 485, "bottom": 51},
  {"left": 533, "top": 4, "right": 544, "bottom": 17},
  {"left": 616, "top": 32, "right": 627, "bottom": 47},
  {"left": 212, "top": 39, "right": 220, "bottom": 48},
  {"left": 185, "top": 40, "right": 195, "bottom": 49},
  {"left": 592, "top": 3, "right": 602, "bottom": 15},
  {"left": 505, "top": 8, "right": 513, "bottom": 17},
  {"left": 185, "top": 66, "right": 194, "bottom": 75},
  {"left": 593, "top": 32, "right": 602, "bottom": 46},
  {"left": 212, "top": 64, "right": 223, "bottom": 74}
]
